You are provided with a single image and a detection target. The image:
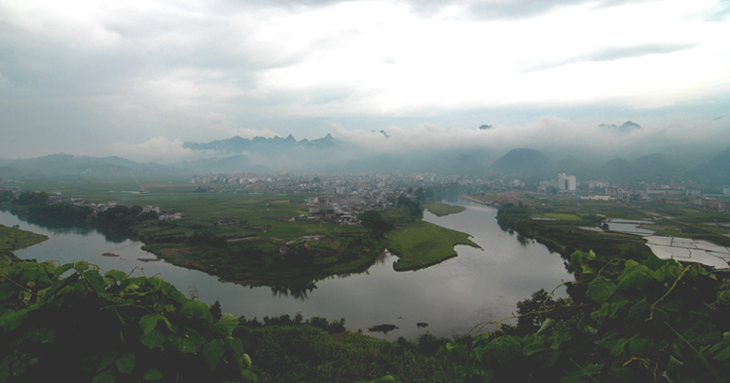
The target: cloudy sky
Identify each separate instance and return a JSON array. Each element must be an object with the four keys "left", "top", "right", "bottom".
[{"left": 1, "top": 0, "right": 729, "bottom": 162}]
